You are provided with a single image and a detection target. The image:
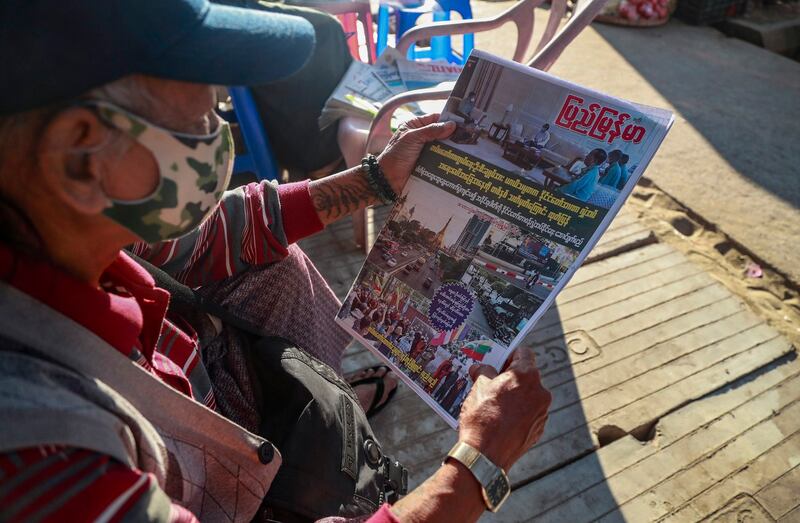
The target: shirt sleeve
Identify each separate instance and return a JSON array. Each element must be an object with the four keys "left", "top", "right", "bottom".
[
  {"left": 0, "top": 446, "right": 197, "bottom": 523},
  {"left": 131, "top": 180, "right": 323, "bottom": 288},
  {"left": 365, "top": 504, "right": 400, "bottom": 523}
]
